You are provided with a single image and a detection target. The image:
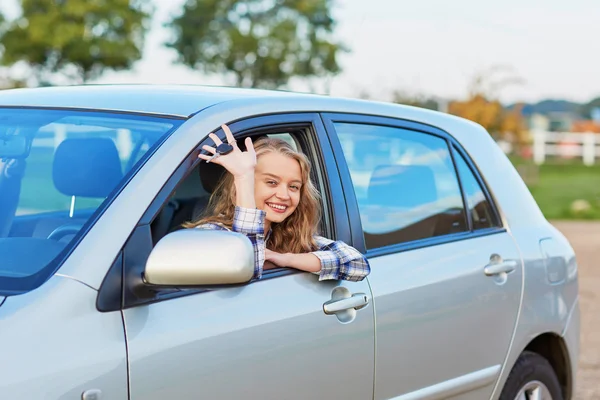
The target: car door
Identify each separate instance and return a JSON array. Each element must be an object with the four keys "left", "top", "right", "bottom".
[
  {"left": 119, "top": 114, "right": 375, "bottom": 399},
  {"left": 323, "top": 114, "right": 523, "bottom": 400}
]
